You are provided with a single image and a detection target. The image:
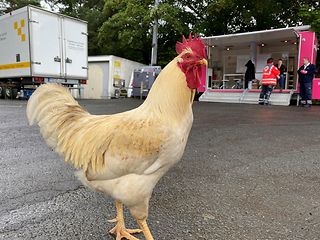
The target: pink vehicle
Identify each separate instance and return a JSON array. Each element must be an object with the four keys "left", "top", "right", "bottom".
[{"left": 199, "top": 26, "right": 319, "bottom": 106}]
